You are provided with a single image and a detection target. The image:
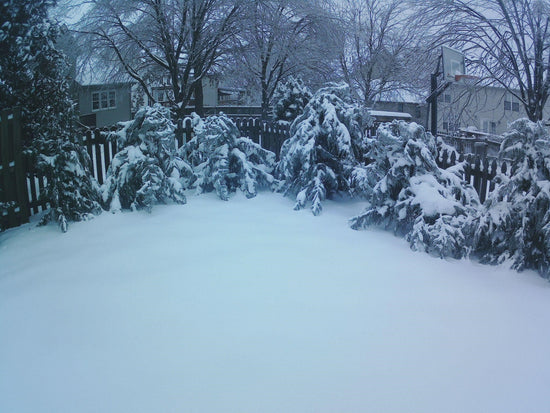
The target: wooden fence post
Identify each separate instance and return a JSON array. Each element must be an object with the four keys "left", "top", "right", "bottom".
[
  {"left": 93, "top": 129, "right": 104, "bottom": 185},
  {"left": 0, "top": 108, "right": 30, "bottom": 229}
]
